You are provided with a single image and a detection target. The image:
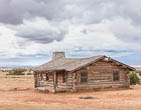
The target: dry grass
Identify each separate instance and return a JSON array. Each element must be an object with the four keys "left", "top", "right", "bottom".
[{"left": 0, "top": 72, "right": 141, "bottom": 110}]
